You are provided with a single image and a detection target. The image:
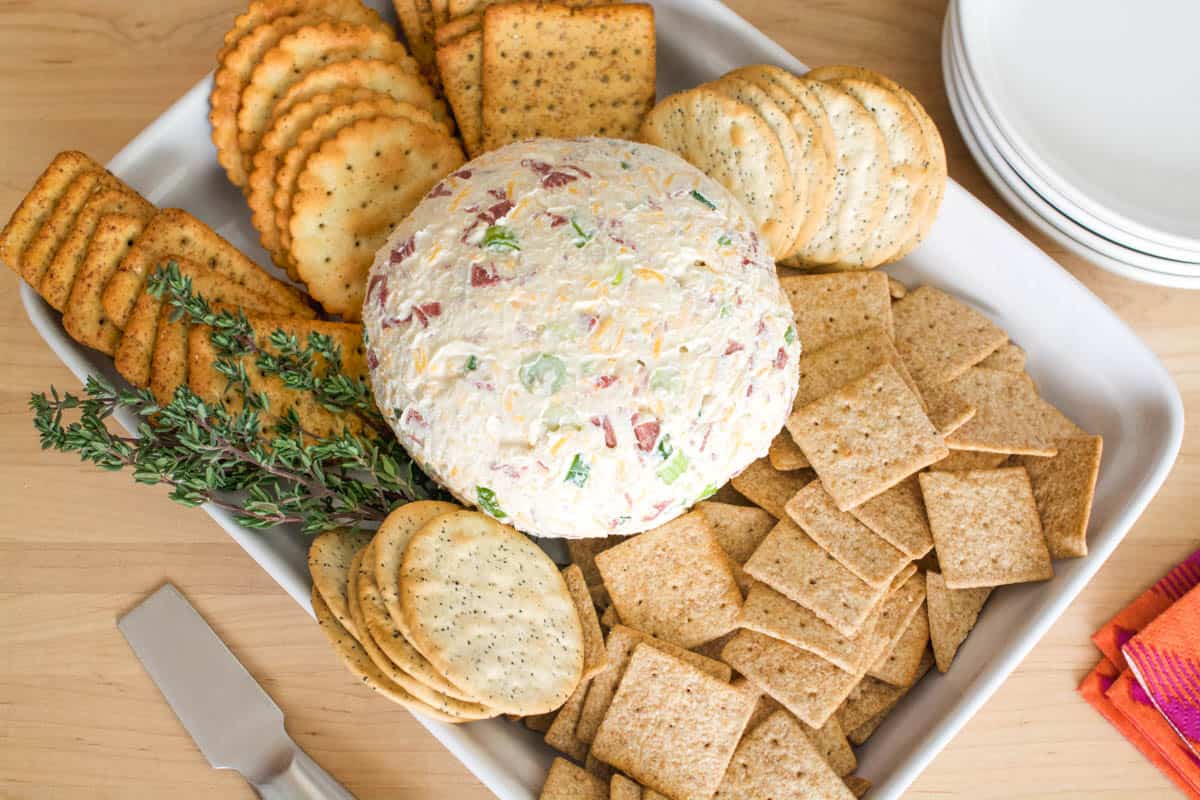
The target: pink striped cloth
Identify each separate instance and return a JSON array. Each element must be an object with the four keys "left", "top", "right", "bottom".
[{"left": 1093, "top": 548, "right": 1200, "bottom": 670}]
